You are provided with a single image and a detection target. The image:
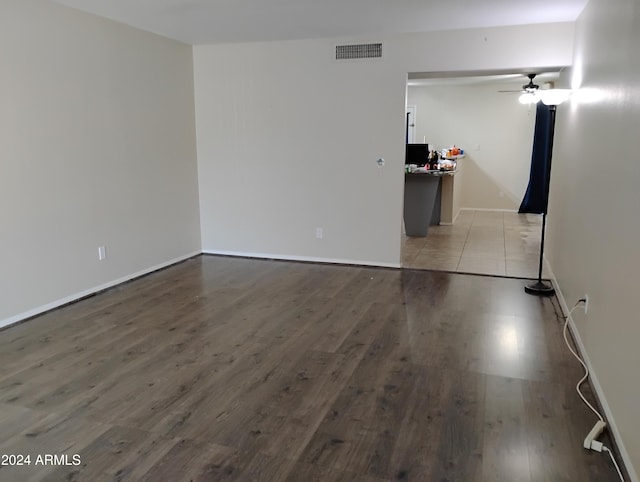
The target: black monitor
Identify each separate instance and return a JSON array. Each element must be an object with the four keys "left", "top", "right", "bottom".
[{"left": 406, "top": 143, "right": 429, "bottom": 166}]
